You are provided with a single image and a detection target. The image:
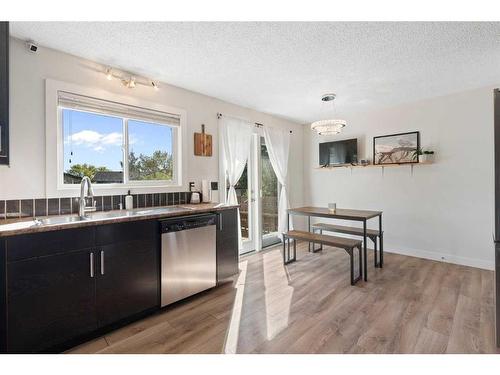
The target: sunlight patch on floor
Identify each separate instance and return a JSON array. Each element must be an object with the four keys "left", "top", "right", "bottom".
[
  {"left": 263, "top": 250, "right": 294, "bottom": 340},
  {"left": 223, "top": 260, "right": 248, "bottom": 354}
]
